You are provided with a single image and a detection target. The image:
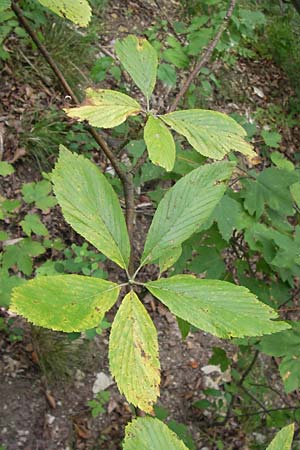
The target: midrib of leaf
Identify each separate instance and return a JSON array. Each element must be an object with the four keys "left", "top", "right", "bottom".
[
  {"left": 54, "top": 167, "right": 128, "bottom": 269},
  {"left": 63, "top": 206, "right": 127, "bottom": 269},
  {"left": 88, "top": 172, "right": 128, "bottom": 268},
  {"left": 259, "top": 178, "right": 291, "bottom": 205},
  {"left": 142, "top": 182, "right": 224, "bottom": 265},
  {"left": 120, "top": 300, "right": 155, "bottom": 388}
]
